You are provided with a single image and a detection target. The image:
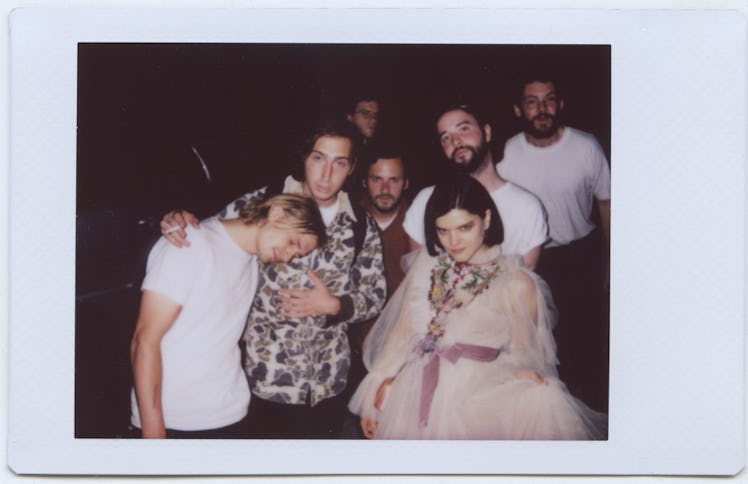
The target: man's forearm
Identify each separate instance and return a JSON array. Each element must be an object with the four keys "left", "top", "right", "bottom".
[
  {"left": 131, "top": 338, "right": 166, "bottom": 438},
  {"left": 597, "top": 199, "right": 611, "bottom": 288}
]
